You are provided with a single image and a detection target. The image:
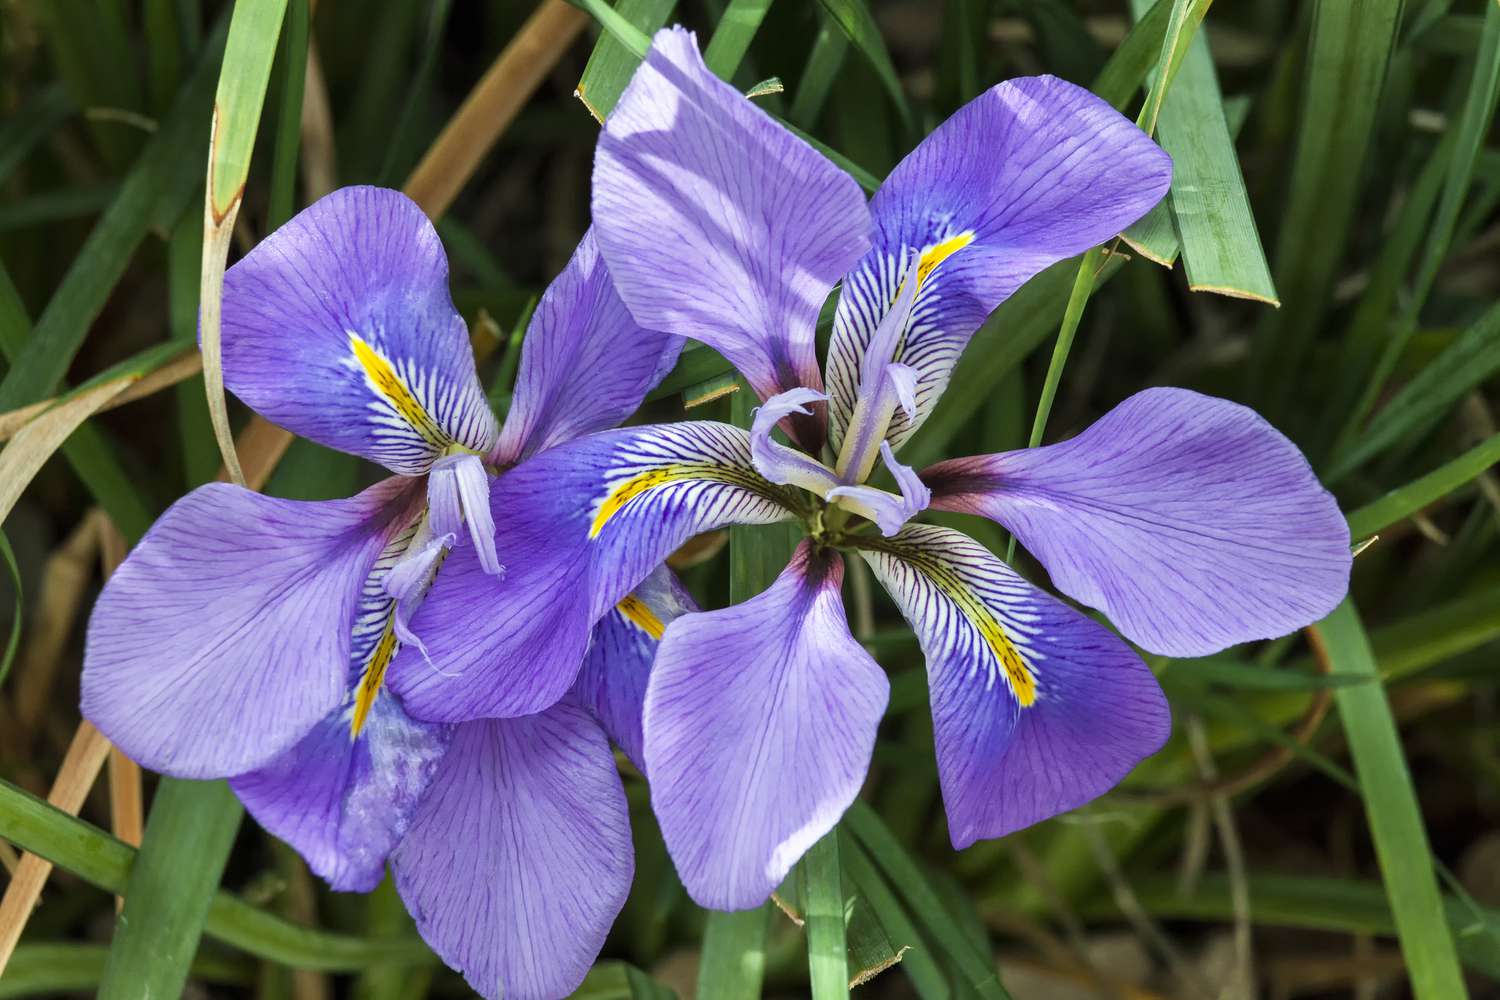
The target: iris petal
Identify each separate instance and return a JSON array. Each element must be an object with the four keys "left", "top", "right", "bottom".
[
  {"left": 593, "top": 27, "right": 872, "bottom": 451},
  {"left": 389, "top": 422, "right": 797, "bottom": 723},
  {"left": 493, "top": 230, "right": 681, "bottom": 464},
  {"left": 924, "top": 387, "right": 1351, "bottom": 657},
  {"left": 749, "top": 388, "right": 841, "bottom": 495},
  {"left": 644, "top": 543, "right": 887, "bottom": 909},
  {"left": 221, "top": 187, "right": 497, "bottom": 474},
  {"left": 82, "top": 478, "right": 418, "bottom": 778},
  {"left": 571, "top": 564, "right": 696, "bottom": 773},
  {"left": 391, "top": 706, "right": 633, "bottom": 1000},
  {"left": 428, "top": 452, "right": 502, "bottom": 577},
  {"left": 826, "top": 76, "right": 1172, "bottom": 454},
  {"left": 859, "top": 524, "right": 1170, "bottom": 848}
]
